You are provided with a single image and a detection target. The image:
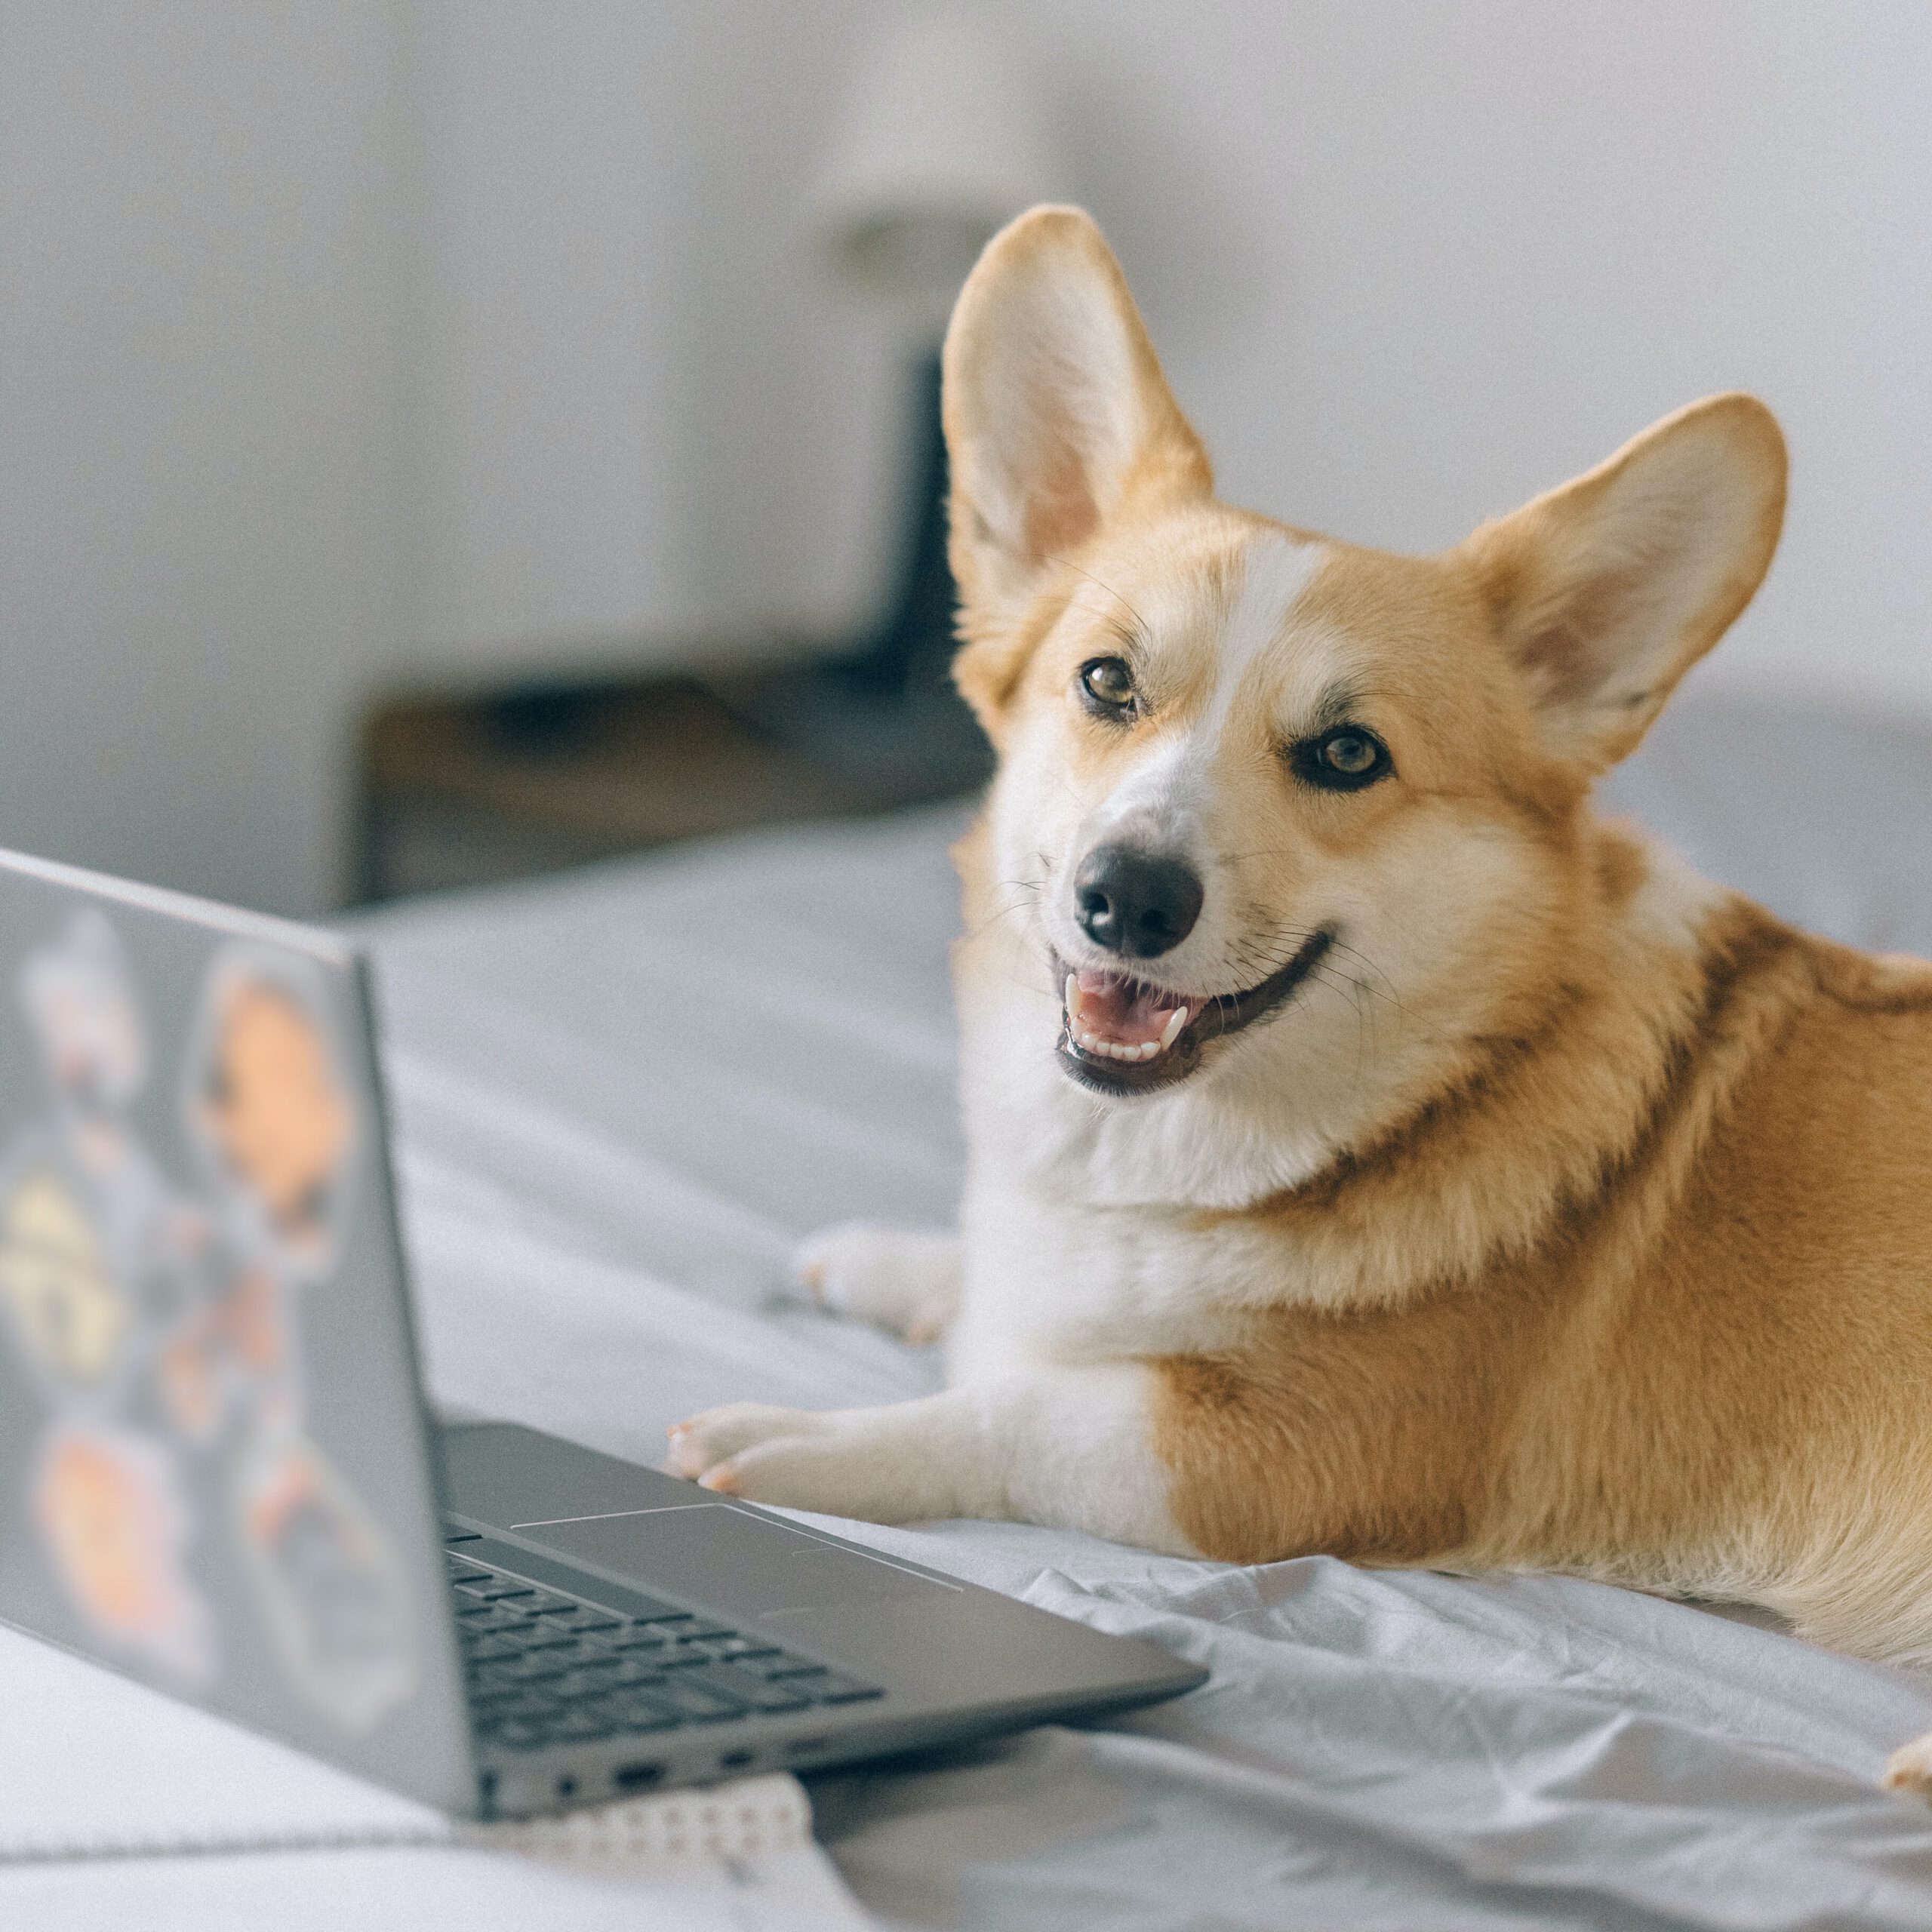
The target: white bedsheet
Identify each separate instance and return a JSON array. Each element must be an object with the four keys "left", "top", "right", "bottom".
[{"left": 20, "top": 689, "right": 1932, "bottom": 1929}]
